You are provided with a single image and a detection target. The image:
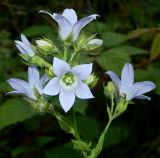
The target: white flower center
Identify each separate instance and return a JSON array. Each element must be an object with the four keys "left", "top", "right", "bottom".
[{"left": 59, "top": 72, "right": 78, "bottom": 91}]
